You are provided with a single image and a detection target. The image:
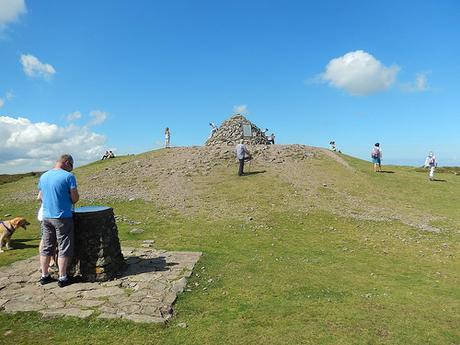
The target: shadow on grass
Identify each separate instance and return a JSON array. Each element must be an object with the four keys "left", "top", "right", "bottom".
[
  {"left": 431, "top": 179, "right": 447, "bottom": 182},
  {"left": 379, "top": 170, "right": 395, "bottom": 174},
  {"left": 10, "top": 238, "right": 39, "bottom": 249},
  {"left": 242, "top": 170, "right": 266, "bottom": 176}
]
